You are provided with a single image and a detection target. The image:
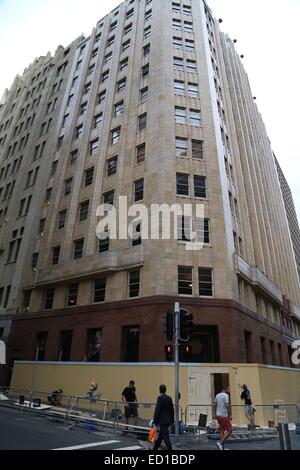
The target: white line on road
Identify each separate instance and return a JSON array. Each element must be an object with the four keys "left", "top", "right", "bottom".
[
  {"left": 114, "top": 446, "right": 143, "bottom": 450},
  {"left": 53, "top": 440, "right": 120, "bottom": 450}
]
